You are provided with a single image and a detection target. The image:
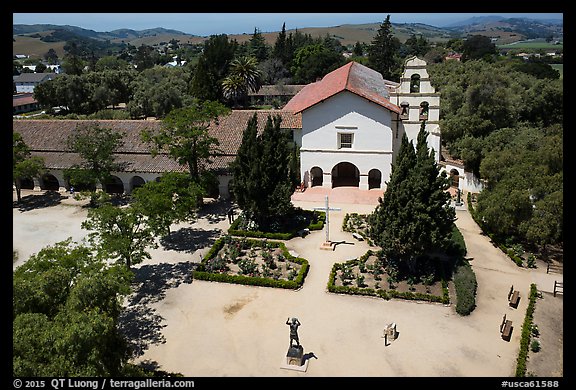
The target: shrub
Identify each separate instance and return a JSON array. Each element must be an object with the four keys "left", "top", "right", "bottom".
[
  {"left": 530, "top": 340, "right": 541, "bottom": 352},
  {"left": 453, "top": 262, "right": 477, "bottom": 315}
]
